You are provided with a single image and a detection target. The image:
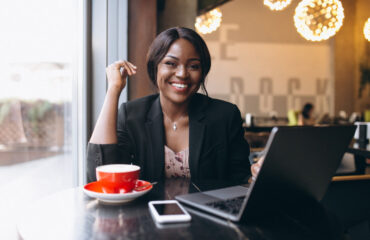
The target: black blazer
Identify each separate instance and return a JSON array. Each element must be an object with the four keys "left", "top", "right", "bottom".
[{"left": 87, "top": 93, "right": 251, "bottom": 183}]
